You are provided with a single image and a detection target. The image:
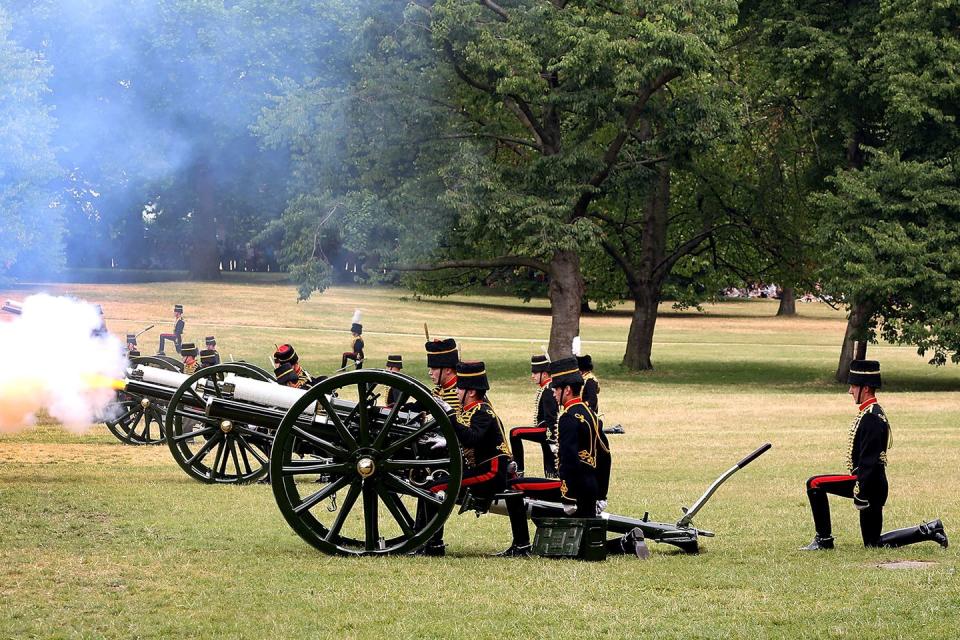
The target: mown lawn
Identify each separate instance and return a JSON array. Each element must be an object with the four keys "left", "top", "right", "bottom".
[{"left": 1, "top": 282, "right": 957, "bottom": 639}]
